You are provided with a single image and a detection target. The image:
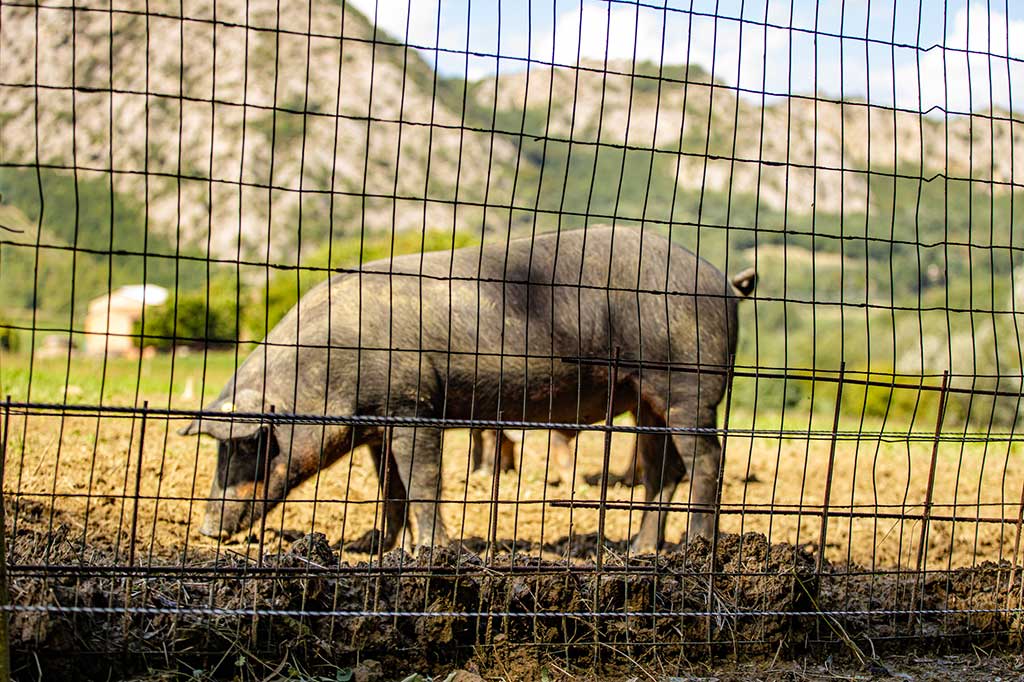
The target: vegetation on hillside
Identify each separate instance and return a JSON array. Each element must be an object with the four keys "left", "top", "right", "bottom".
[
  {"left": 0, "top": 168, "right": 205, "bottom": 317},
  {"left": 1, "top": 2, "right": 1020, "bottom": 430}
]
